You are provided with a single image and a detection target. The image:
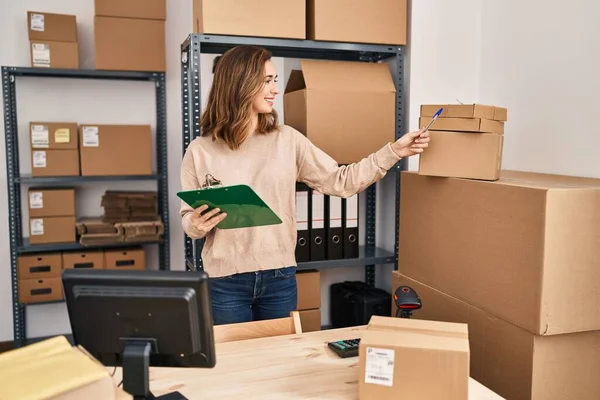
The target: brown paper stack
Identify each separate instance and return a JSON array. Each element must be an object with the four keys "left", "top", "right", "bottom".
[{"left": 101, "top": 190, "right": 158, "bottom": 223}]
